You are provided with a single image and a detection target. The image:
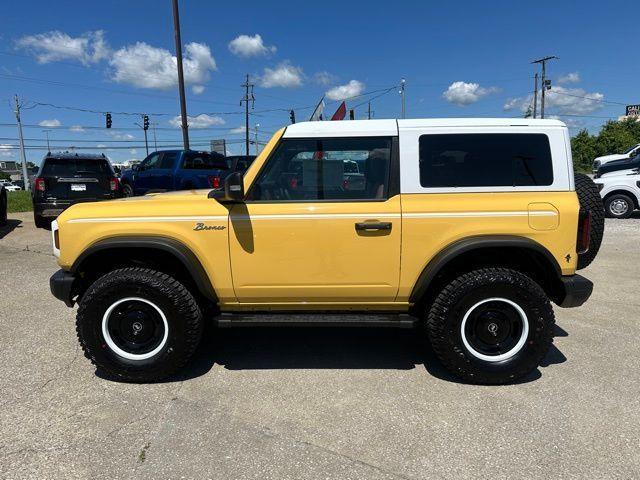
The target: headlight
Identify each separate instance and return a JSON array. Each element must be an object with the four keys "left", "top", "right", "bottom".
[{"left": 51, "top": 220, "right": 60, "bottom": 258}]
